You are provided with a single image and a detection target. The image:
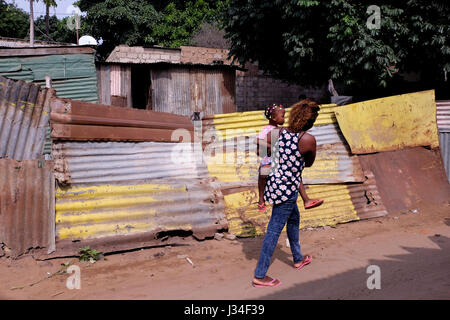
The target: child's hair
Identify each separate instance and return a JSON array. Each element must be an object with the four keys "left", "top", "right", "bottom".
[
  {"left": 264, "top": 103, "right": 284, "bottom": 120},
  {"left": 288, "top": 99, "right": 320, "bottom": 132}
]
